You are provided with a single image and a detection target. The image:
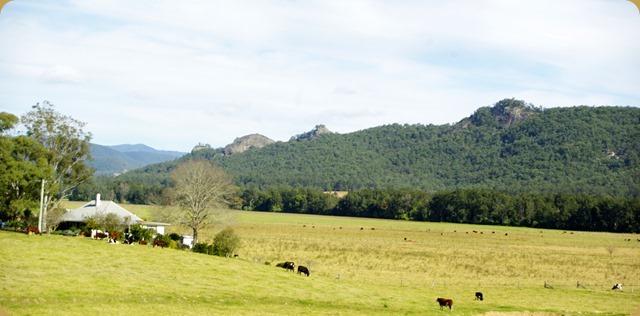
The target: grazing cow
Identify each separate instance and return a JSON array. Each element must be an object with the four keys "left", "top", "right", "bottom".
[
  {"left": 284, "top": 261, "right": 295, "bottom": 272},
  {"left": 153, "top": 240, "right": 168, "bottom": 248},
  {"left": 612, "top": 283, "right": 622, "bottom": 290},
  {"left": 139, "top": 240, "right": 148, "bottom": 245},
  {"left": 436, "top": 298, "right": 453, "bottom": 311},
  {"left": 27, "top": 226, "right": 41, "bottom": 235},
  {"left": 297, "top": 265, "right": 310, "bottom": 277},
  {"left": 123, "top": 232, "right": 134, "bottom": 245},
  {"left": 277, "top": 261, "right": 295, "bottom": 271},
  {"left": 92, "top": 229, "right": 108, "bottom": 240},
  {"left": 108, "top": 231, "right": 119, "bottom": 244},
  {"left": 475, "top": 292, "right": 484, "bottom": 301}
]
